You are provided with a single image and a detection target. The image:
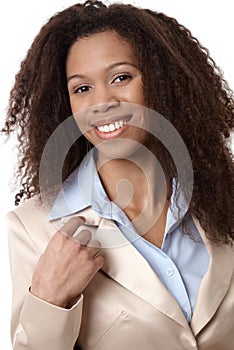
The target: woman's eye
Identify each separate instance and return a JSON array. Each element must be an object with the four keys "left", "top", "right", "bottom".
[
  {"left": 74, "top": 85, "right": 90, "bottom": 94},
  {"left": 113, "top": 74, "right": 132, "bottom": 83}
]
